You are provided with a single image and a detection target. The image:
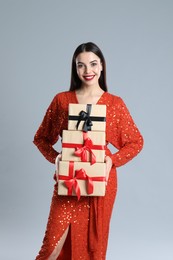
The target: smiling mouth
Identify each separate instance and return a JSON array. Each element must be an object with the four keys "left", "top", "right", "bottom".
[{"left": 83, "top": 75, "right": 95, "bottom": 81}]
